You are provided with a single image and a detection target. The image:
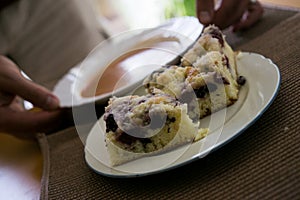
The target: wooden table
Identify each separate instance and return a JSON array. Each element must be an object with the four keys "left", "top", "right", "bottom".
[
  {"left": 0, "top": 134, "right": 42, "bottom": 200},
  {"left": 0, "top": 1, "right": 298, "bottom": 199},
  {"left": 260, "top": 0, "right": 300, "bottom": 8}
]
